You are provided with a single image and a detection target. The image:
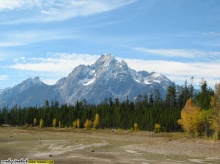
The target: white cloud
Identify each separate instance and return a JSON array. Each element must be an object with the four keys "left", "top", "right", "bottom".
[
  {"left": 0, "top": 41, "right": 25, "bottom": 47},
  {"left": 10, "top": 53, "right": 100, "bottom": 72},
  {"left": 0, "top": 0, "right": 35, "bottom": 10},
  {"left": 8, "top": 53, "right": 100, "bottom": 84},
  {"left": 135, "top": 47, "right": 220, "bottom": 60},
  {"left": 0, "top": 0, "right": 137, "bottom": 23},
  {"left": 7, "top": 53, "right": 220, "bottom": 87},
  {"left": 124, "top": 58, "right": 220, "bottom": 87}
]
